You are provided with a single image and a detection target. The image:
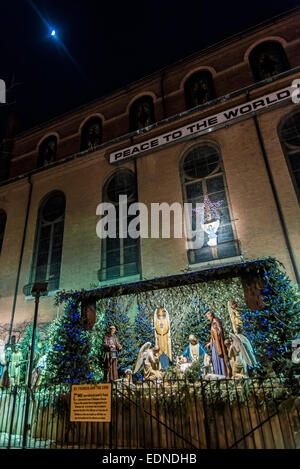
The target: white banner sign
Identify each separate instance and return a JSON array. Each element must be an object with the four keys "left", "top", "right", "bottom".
[{"left": 109, "top": 86, "right": 293, "bottom": 164}]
